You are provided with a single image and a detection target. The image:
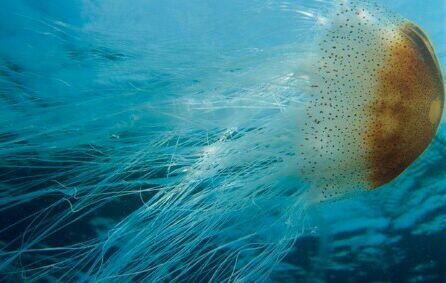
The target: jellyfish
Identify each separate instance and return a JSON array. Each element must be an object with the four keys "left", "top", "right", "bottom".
[
  {"left": 296, "top": 1, "right": 445, "bottom": 203},
  {"left": 0, "top": 0, "right": 444, "bottom": 282}
]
